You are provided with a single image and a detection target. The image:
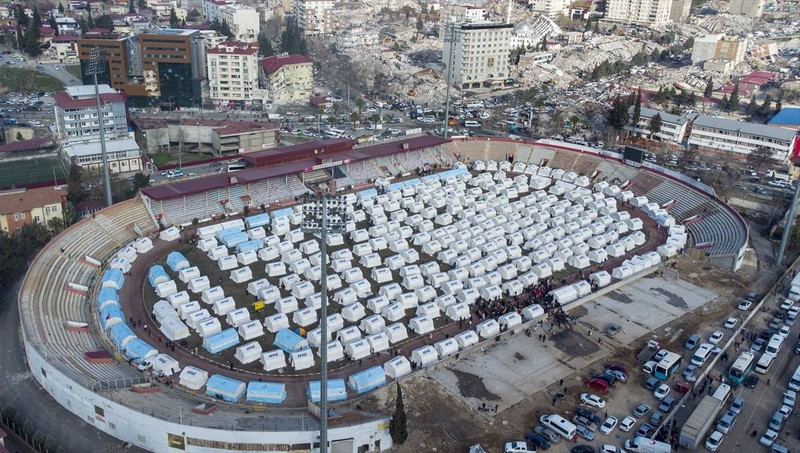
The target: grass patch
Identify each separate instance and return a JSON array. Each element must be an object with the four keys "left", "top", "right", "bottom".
[
  {"left": 0, "top": 157, "right": 67, "bottom": 189},
  {"left": 64, "top": 64, "right": 82, "bottom": 80},
  {"left": 0, "top": 67, "right": 64, "bottom": 93},
  {"left": 148, "top": 150, "right": 212, "bottom": 168}
]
